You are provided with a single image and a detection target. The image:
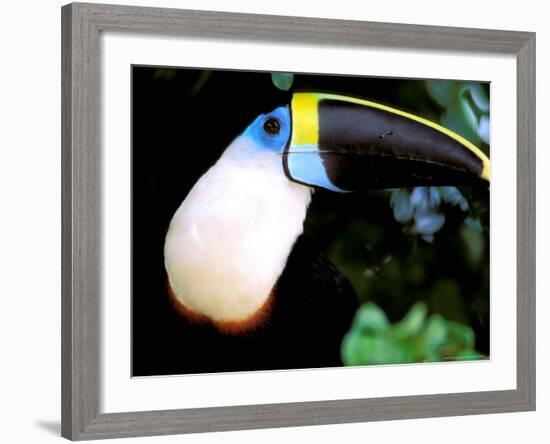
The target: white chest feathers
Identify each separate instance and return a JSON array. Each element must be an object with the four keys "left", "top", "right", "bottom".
[{"left": 164, "top": 138, "right": 312, "bottom": 327}]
